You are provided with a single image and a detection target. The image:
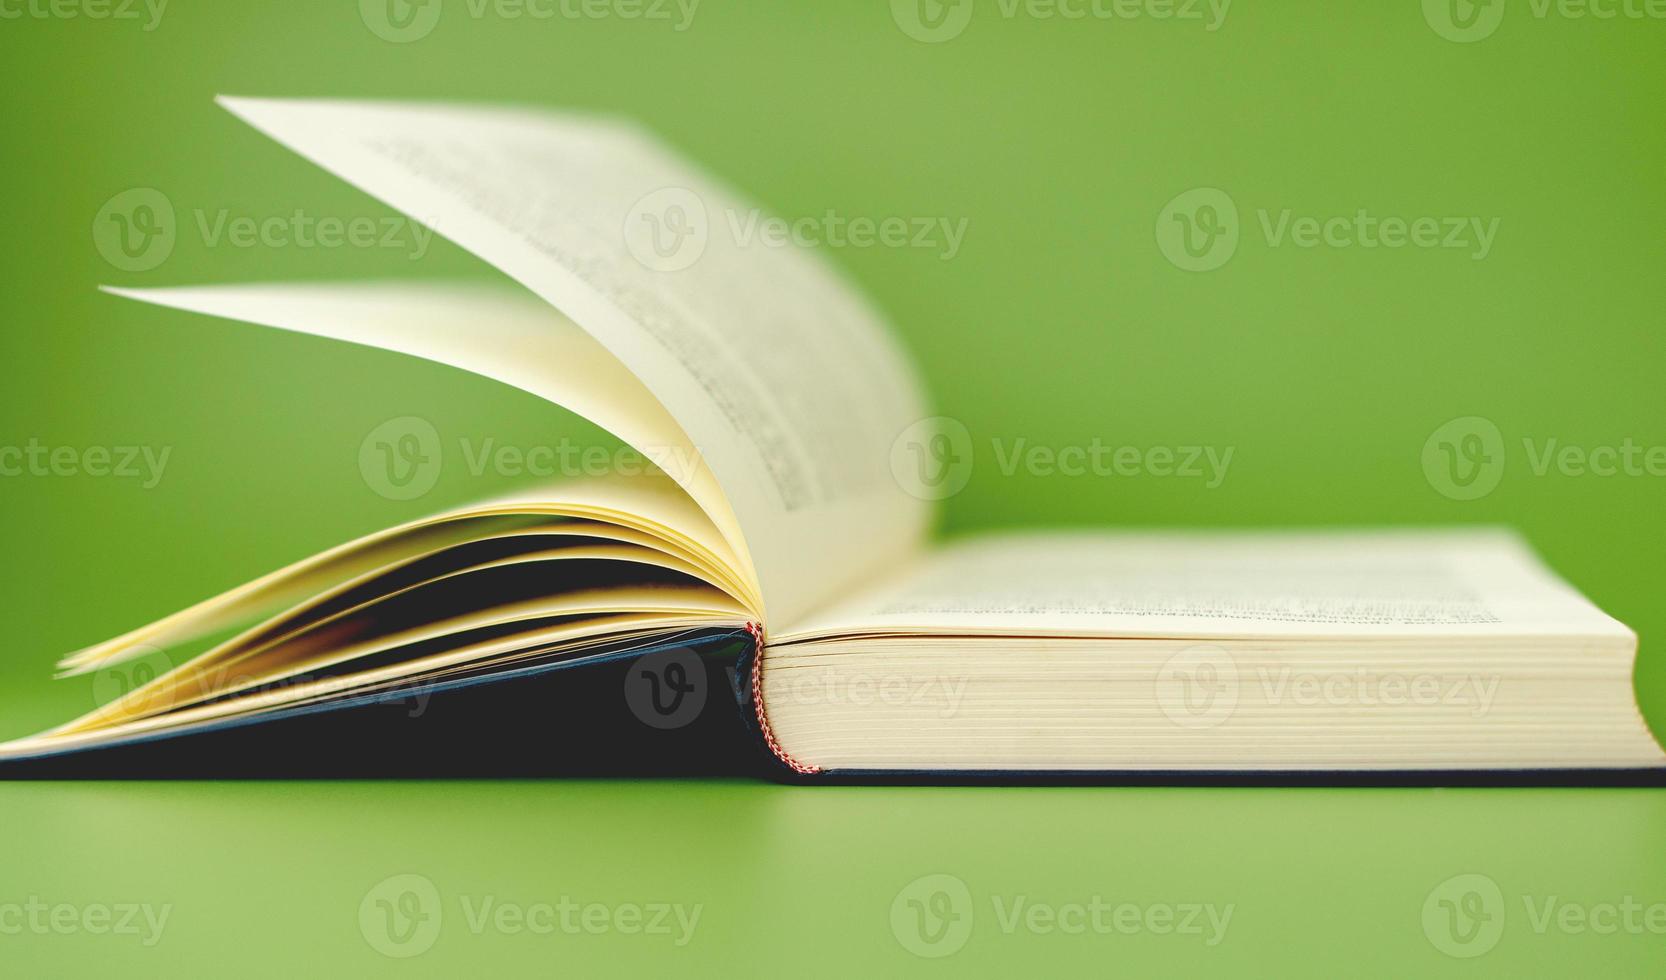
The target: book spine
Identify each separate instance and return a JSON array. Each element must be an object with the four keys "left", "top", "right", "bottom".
[{"left": 736, "top": 622, "right": 821, "bottom": 776}]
